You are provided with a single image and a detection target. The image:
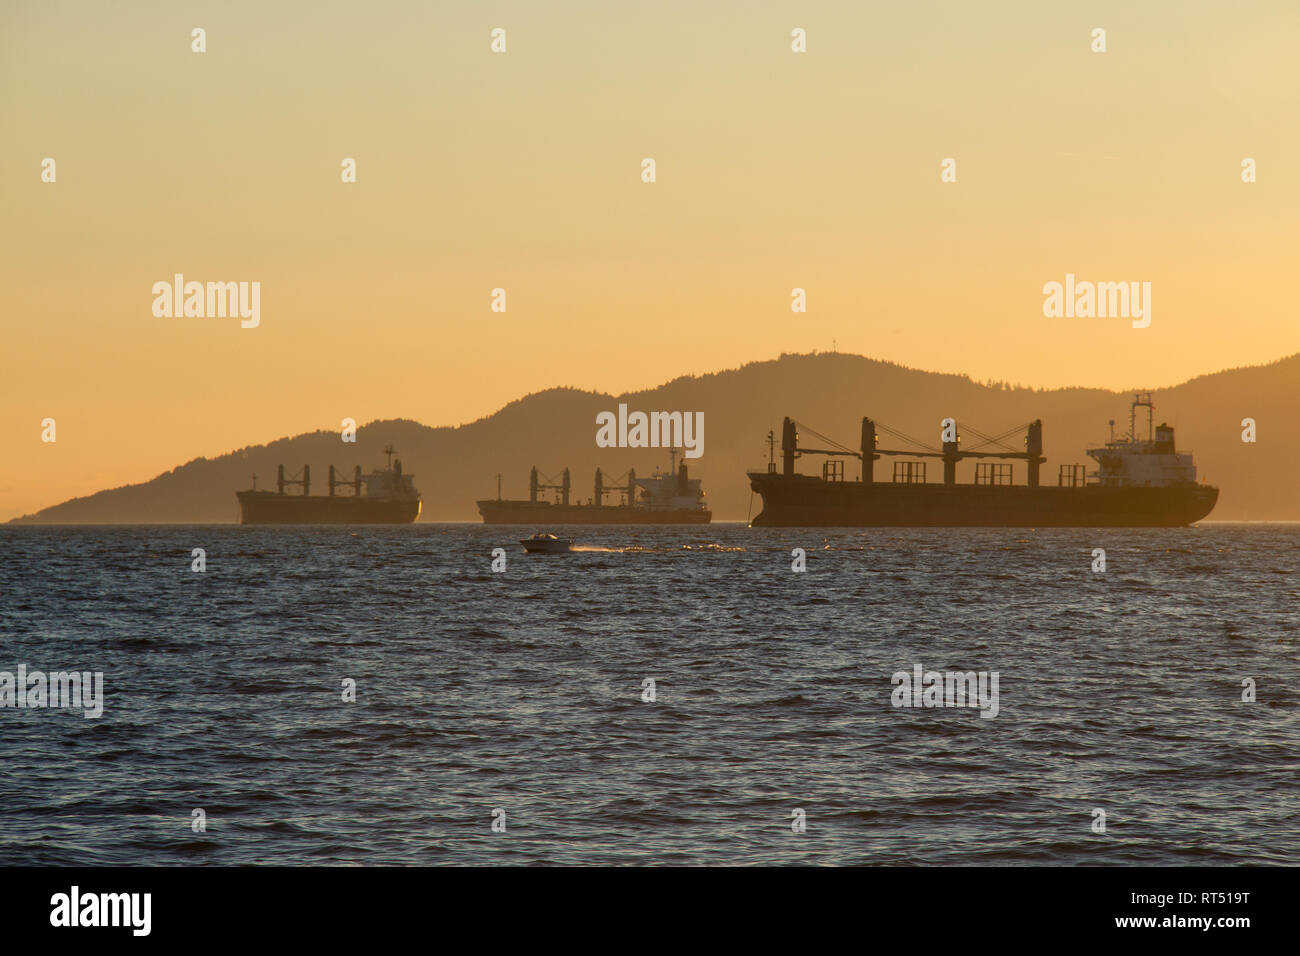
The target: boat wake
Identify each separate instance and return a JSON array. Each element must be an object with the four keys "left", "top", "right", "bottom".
[{"left": 569, "top": 543, "right": 746, "bottom": 554}]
